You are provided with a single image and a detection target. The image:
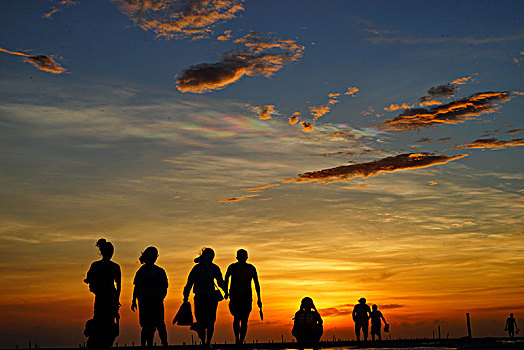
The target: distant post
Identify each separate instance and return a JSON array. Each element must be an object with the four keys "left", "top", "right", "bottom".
[
  {"left": 438, "top": 325, "right": 441, "bottom": 339},
  {"left": 466, "top": 313, "right": 472, "bottom": 339}
]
